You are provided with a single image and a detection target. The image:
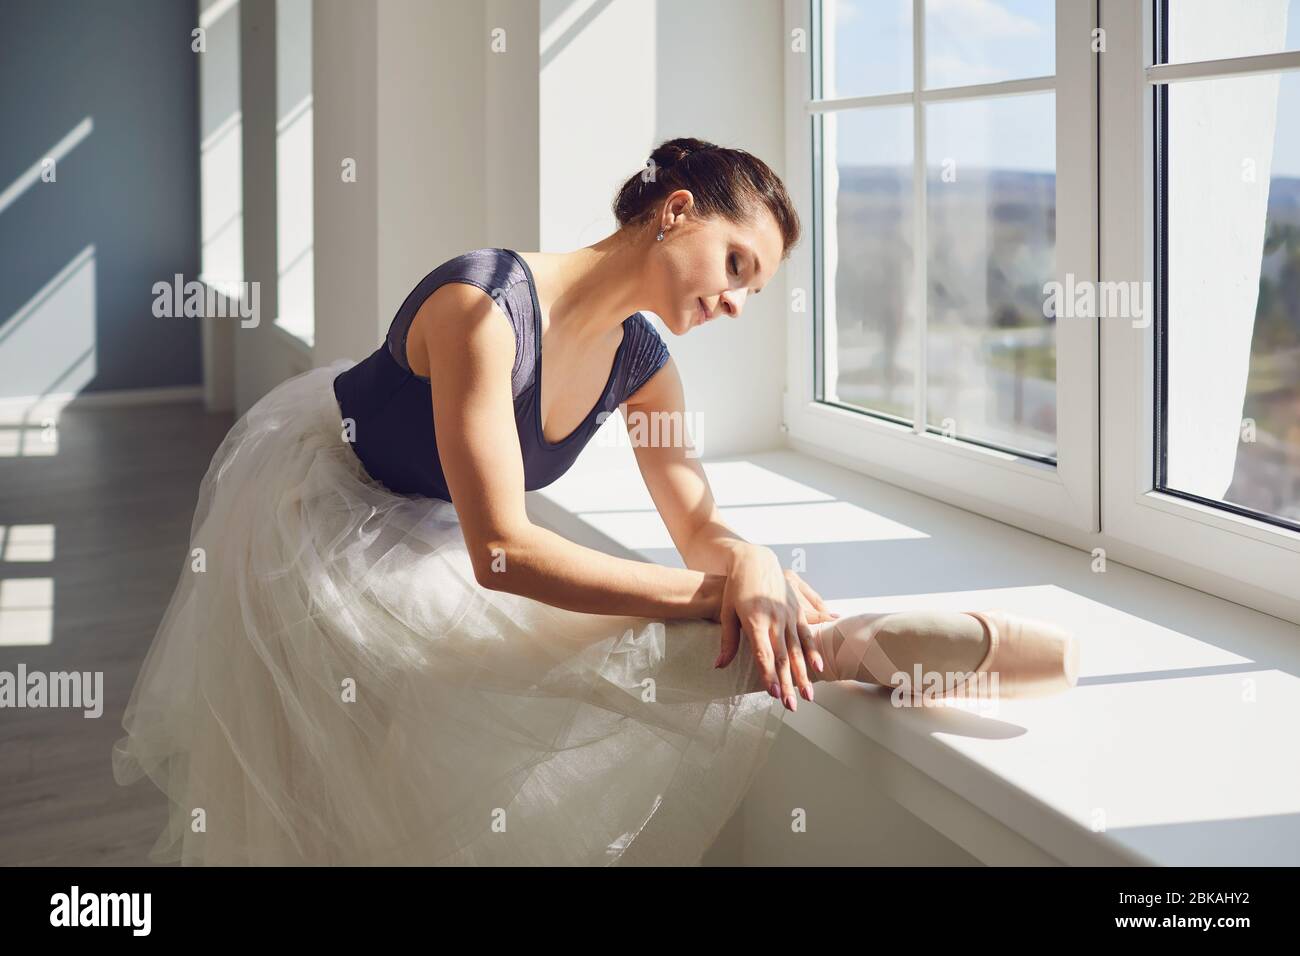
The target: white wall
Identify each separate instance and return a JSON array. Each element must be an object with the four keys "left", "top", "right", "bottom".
[
  {"left": 310, "top": 0, "right": 378, "bottom": 366},
  {"left": 538, "top": 0, "right": 790, "bottom": 461},
  {"left": 485, "top": 0, "right": 541, "bottom": 249},
  {"left": 654, "top": 0, "right": 790, "bottom": 458}
]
